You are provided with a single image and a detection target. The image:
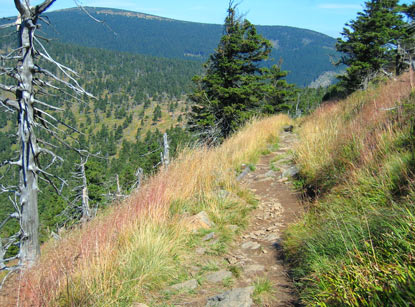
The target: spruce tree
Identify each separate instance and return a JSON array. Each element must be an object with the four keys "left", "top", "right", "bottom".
[
  {"left": 336, "top": 0, "right": 406, "bottom": 92},
  {"left": 188, "top": 2, "right": 293, "bottom": 143}
]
